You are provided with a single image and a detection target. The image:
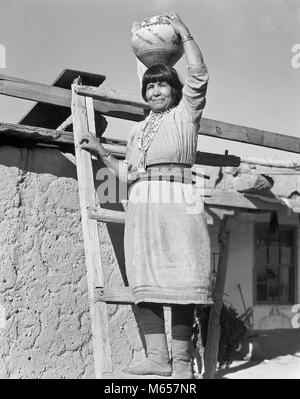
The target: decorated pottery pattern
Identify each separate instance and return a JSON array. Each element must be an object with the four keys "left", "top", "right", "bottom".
[{"left": 131, "top": 15, "right": 184, "bottom": 67}]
